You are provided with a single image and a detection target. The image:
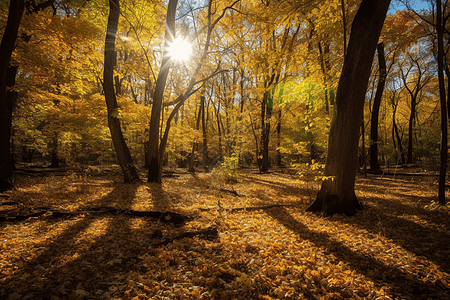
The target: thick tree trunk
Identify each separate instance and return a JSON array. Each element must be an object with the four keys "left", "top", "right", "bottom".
[
  {"left": 307, "top": 0, "right": 391, "bottom": 216},
  {"left": 148, "top": 0, "right": 177, "bottom": 183},
  {"left": 437, "top": 0, "right": 447, "bottom": 205},
  {"left": 369, "top": 42, "right": 387, "bottom": 172},
  {"left": 104, "top": 0, "right": 140, "bottom": 183},
  {"left": 0, "top": 0, "right": 25, "bottom": 192}
]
